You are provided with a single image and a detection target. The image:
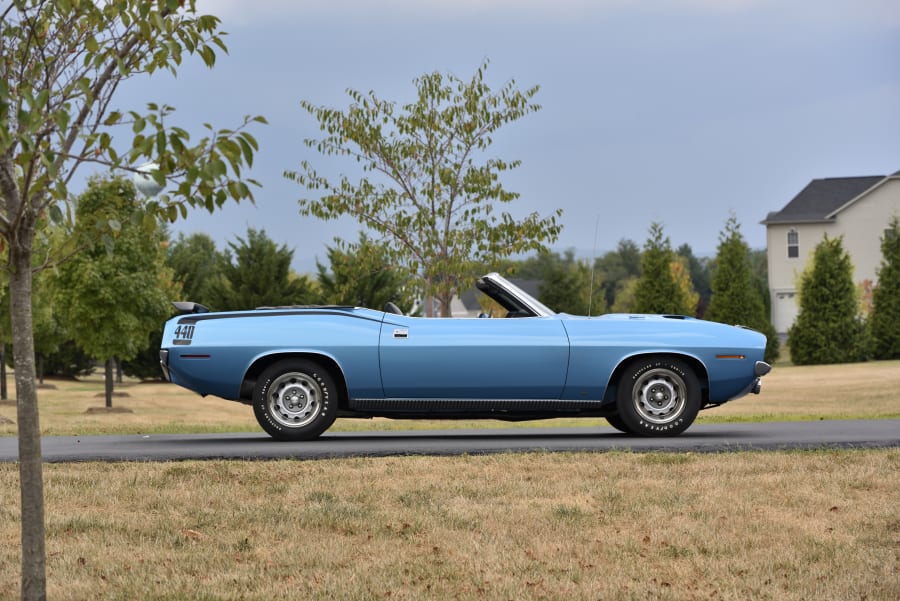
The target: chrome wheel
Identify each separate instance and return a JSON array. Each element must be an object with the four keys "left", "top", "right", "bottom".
[
  {"left": 266, "top": 371, "right": 324, "bottom": 429},
  {"left": 632, "top": 368, "right": 687, "bottom": 425}
]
